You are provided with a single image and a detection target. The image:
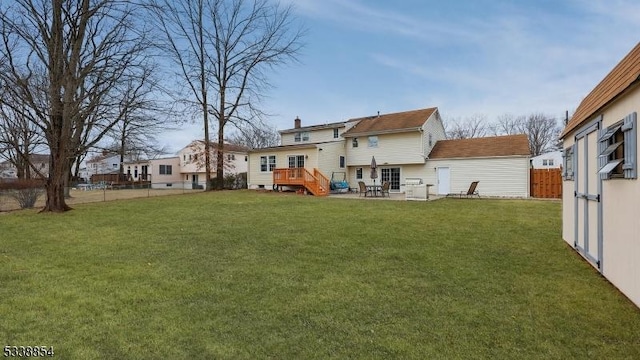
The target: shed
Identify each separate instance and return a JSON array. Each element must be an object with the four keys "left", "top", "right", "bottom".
[{"left": 560, "top": 42, "right": 640, "bottom": 308}]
